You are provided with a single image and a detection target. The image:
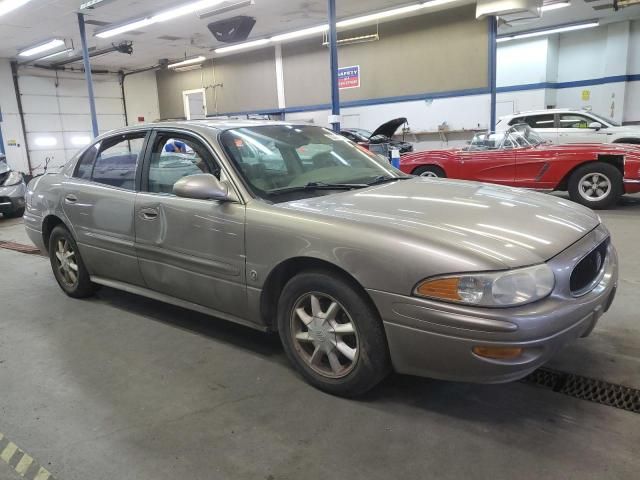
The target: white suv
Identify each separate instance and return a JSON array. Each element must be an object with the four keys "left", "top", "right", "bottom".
[{"left": 496, "top": 109, "right": 640, "bottom": 145}]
